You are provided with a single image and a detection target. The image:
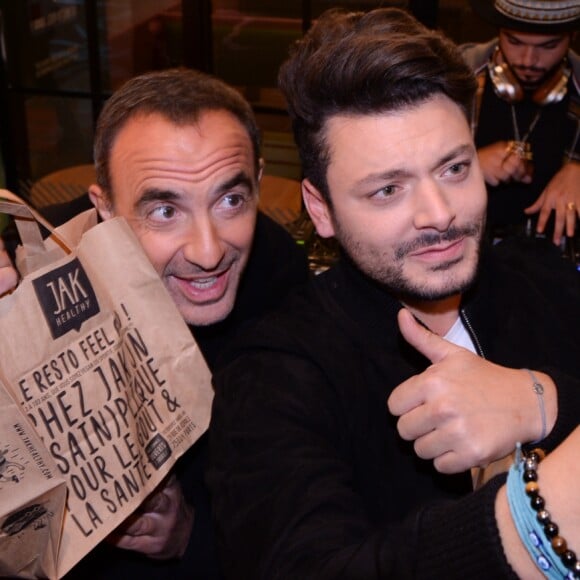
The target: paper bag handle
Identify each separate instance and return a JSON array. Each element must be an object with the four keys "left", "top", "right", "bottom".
[{"left": 0, "top": 189, "right": 73, "bottom": 254}]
